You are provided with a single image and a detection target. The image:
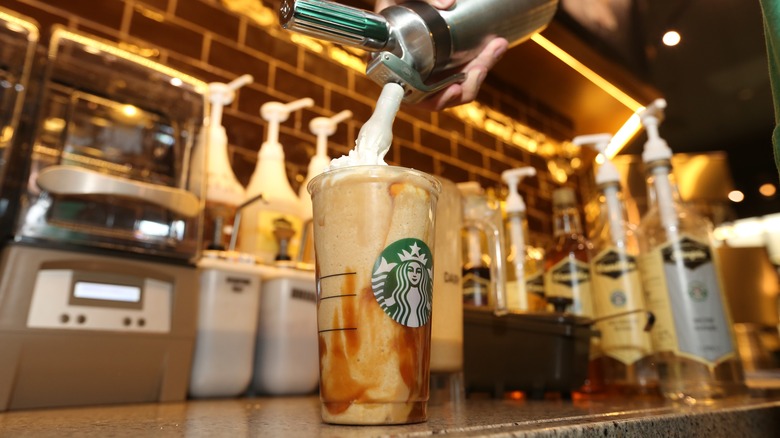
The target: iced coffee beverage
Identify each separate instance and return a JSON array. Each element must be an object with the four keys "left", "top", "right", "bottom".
[{"left": 308, "top": 165, "right": 440, "bottom": 425}]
